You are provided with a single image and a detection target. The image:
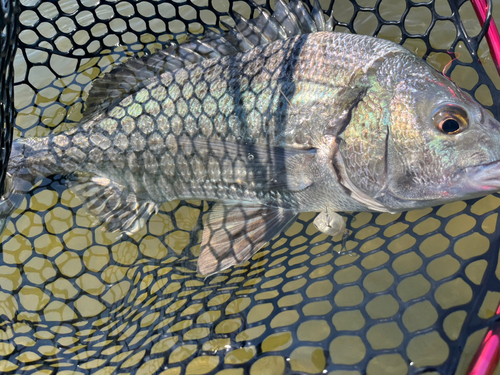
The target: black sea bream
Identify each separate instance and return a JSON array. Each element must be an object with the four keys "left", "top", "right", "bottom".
[{"left": 3, "top": 0, "right": 500, "bottom": 275}]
